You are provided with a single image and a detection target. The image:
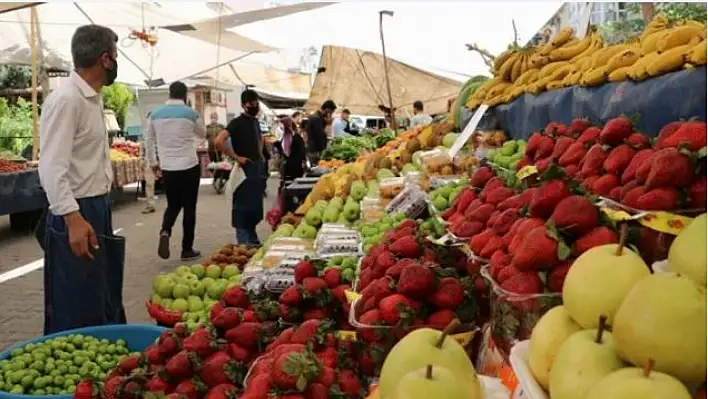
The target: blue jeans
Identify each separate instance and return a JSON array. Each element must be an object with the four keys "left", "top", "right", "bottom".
[{"left": 236, "top": 228, "right": 260, "bottom": 245}]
